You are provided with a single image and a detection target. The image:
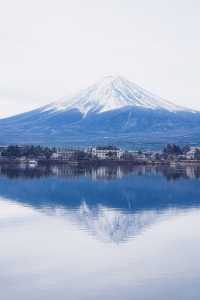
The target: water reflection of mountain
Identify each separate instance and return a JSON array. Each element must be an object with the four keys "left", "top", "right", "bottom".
[
  {"left": 1, "top": 165, "right": 200, "bottom": 243},
  {"left": 0, "top": 165, "right": 200, "bottom": 212},
  {"left": 67, "top": 202, "right": 166, "bottom": 243}
]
